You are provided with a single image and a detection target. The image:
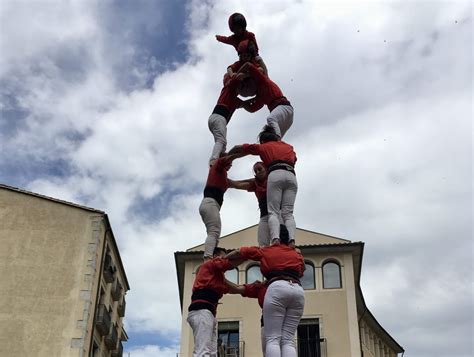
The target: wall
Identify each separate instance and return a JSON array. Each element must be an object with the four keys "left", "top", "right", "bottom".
[{"left": 0, "top": 189, "right": 103, "bottom": 357}]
